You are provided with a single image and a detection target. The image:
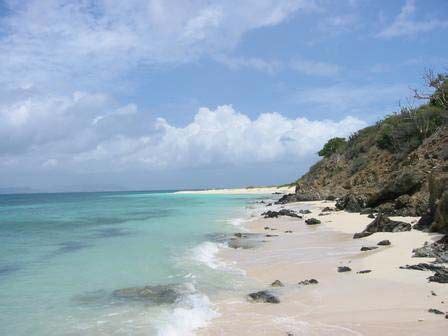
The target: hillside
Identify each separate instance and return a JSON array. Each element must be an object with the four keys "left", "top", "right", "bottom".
[{"left": 282, "top": 72, "right": 448, "bottom": 233}]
